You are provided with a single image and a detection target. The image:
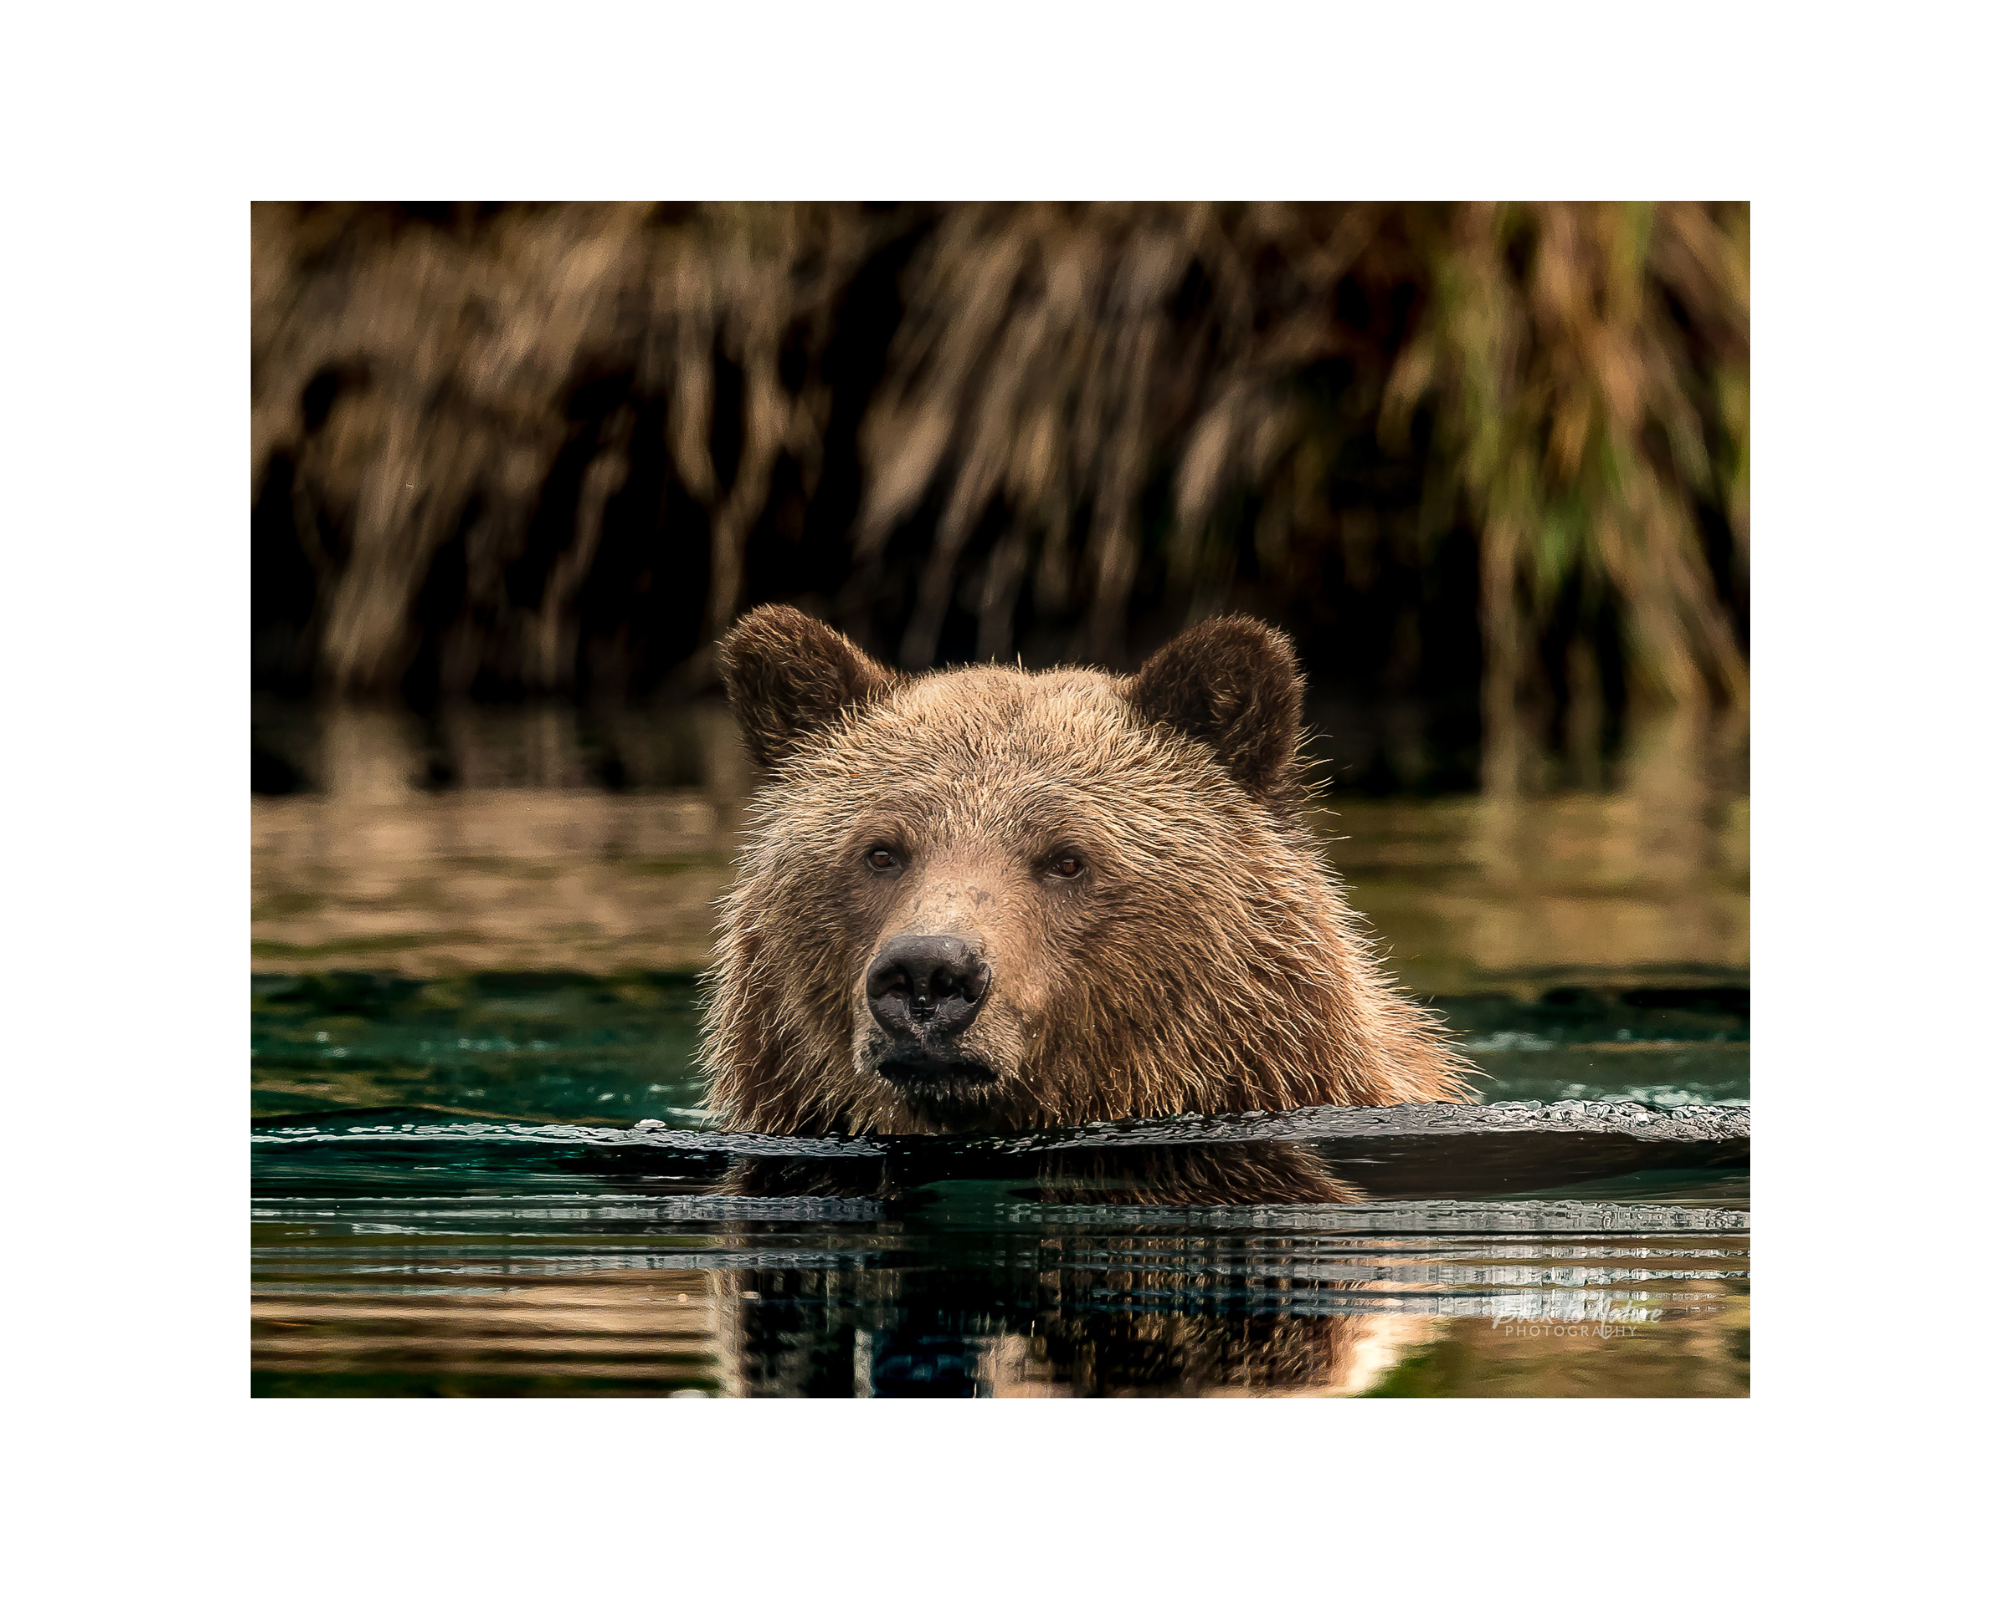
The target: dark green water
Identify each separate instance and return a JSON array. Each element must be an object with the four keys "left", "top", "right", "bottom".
[
  {"left": 251, "top": 972, "right": 1748, "bottom": 1124},
  {"left": 252, "top": 974, "right": 1748, "bottom": 1398}
]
